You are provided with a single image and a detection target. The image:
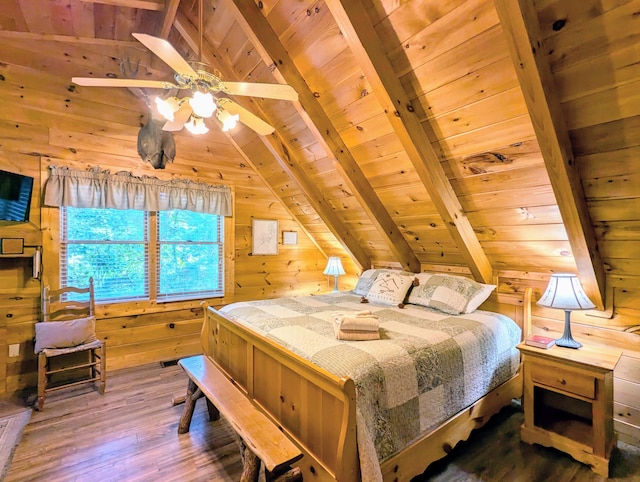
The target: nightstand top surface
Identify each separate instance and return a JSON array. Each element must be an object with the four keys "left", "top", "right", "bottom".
[{"left": 517, "top": 341, "right": 622, "bottom": 371}]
